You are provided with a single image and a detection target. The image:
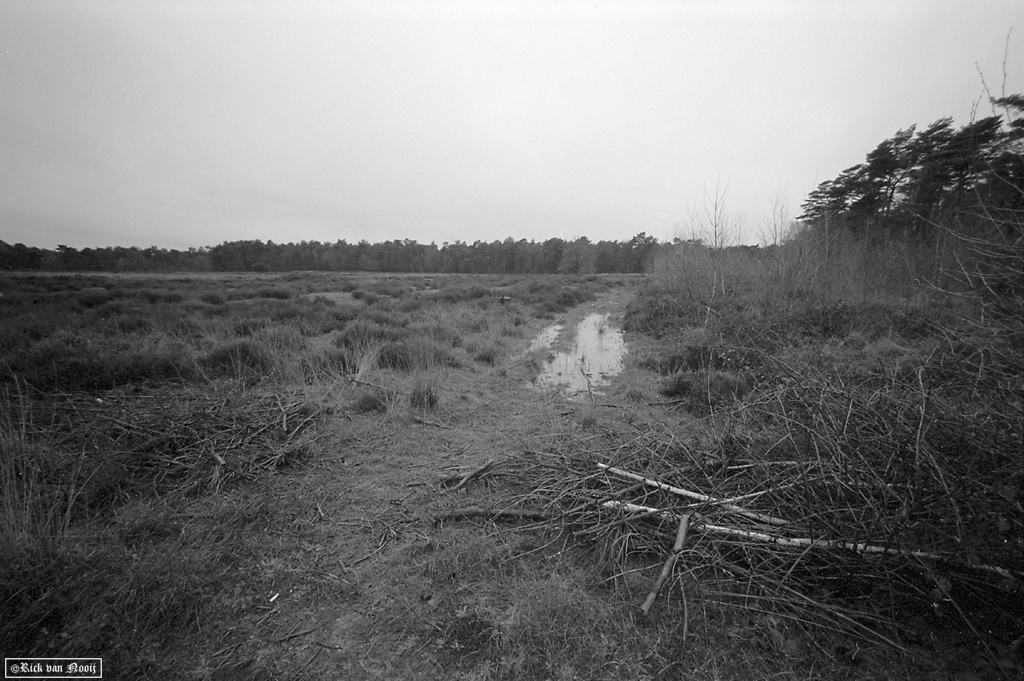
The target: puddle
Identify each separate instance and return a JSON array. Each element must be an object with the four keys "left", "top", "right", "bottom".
[
  {"left": 528, "top": 324, "right": 563, "bottom": 352},
  {"left": 534, "top": 314, "right": 626, "bottom": 394}
]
